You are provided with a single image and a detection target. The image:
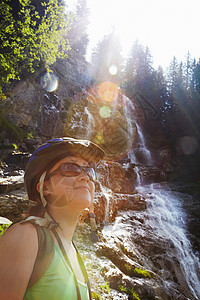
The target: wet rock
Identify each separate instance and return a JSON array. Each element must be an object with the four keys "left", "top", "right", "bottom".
[
  {"left": 97, "top": 162, "right": 135, "bottom": 194},
  {"left": 0, "top": 174, "right": 24, "bottom": 193},
  {"left": 4, "top": 152, "right": 29, "bottom": 169},
  {"left": 93, "top": 190, "right": 146, "bottom": 224},
  {"left": 96, "top": 242, "right": 153, "bottom": 279},
  {"left": 122, "top": 193, "right": 146, "bottom": 211},
  {"left": 136, "top": 164, "right": 165, "bottom": 184},
  {"left": 106, "top": 271, "right": 156, "bottom": 300},
  {"left": 0, "top": 188, "right": 30, "bottom": 222},
  {"left": 97, "top": 243, "right": 171, "bottom": 300}
]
